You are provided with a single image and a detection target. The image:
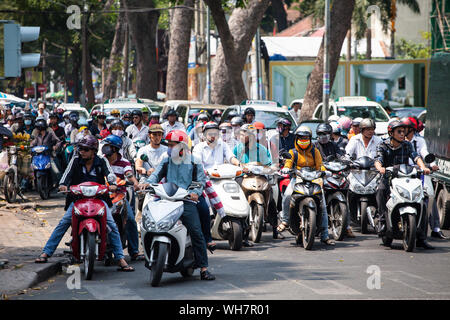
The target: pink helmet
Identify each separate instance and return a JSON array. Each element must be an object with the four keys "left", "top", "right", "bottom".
[{"left": 338, "top": 116, "right": 352, "bottom": 130}]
